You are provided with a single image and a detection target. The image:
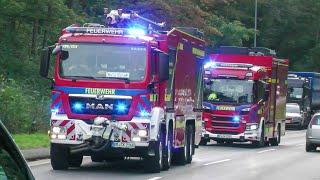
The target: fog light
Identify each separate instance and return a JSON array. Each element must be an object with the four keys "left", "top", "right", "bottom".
[
  {"left": 138, "top": 130, "right": 147, "bottom": 136},
  {"left": 132, "top": 137, "right": 141, "bottom": 142},
  {"left": 51, "top": 134, "right": 57, "bottom": 139},
  {"left": 57, "top": 134, "right": 66, "bottom": 139}
]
